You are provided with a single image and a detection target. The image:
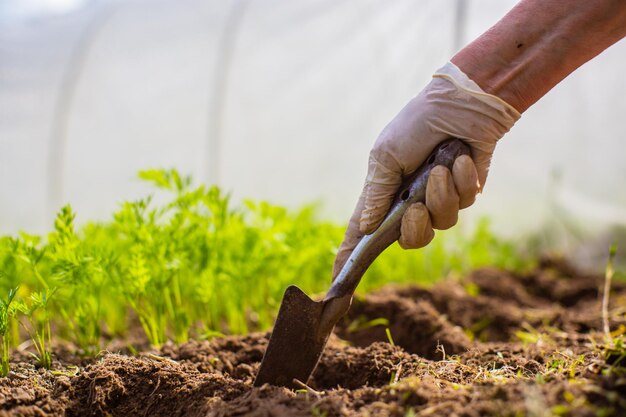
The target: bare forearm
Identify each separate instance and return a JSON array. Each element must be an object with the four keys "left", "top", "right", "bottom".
[{"left": 452, "top": 0, "right": 626, "bottom": 112}]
